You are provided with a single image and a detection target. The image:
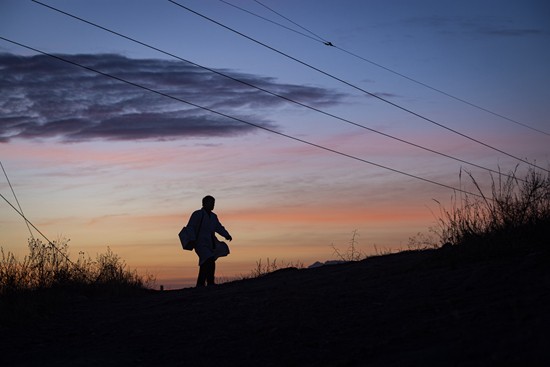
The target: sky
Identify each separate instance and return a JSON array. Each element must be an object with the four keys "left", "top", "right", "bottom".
[{"left": 1, "top": 0, "right": 549, "bottom": 288}]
